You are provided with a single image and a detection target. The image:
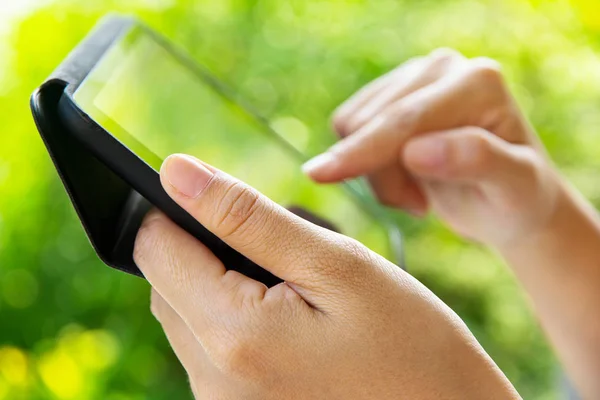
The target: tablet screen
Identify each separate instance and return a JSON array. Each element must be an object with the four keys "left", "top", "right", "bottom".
[{"left": 73, "top": 24, "right": 400, "bottom": 262}]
